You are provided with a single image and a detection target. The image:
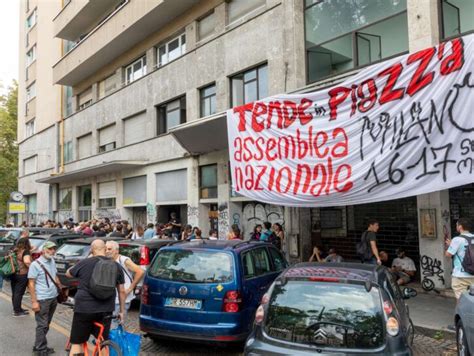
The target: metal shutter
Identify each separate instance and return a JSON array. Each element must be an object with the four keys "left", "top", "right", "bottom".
[
  {"left": 24, "top": 156, "right": 37, "bottom": 175},
  {"left": 99, "top": 125, "right": 116, "bottom": 146},
  {"left": 156, "top": 169, "right": 187, "bottom": 202},
  {"left": 123, "top": 175, "right": 146, "bottom": 205},
  {"left": 78, "top": 133, "right": 92, "bottom": 159},
  {"left": 99, "top": 181, "right": 116, "bottom": 199},
  {"left": 123, "top": 112, "right": 147, "bottom": 146}
]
